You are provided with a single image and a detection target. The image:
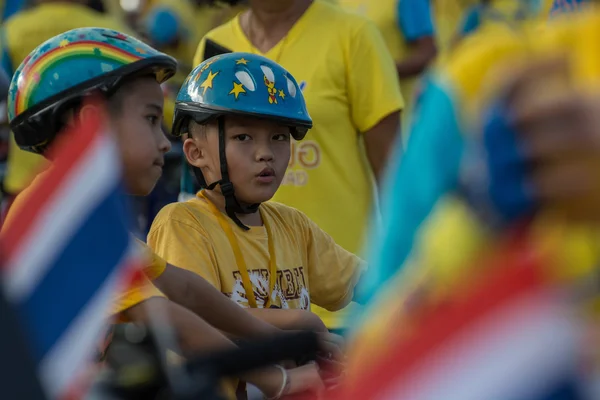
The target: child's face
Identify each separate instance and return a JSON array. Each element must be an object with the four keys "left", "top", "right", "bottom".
[
  {"left": 111, "top": 77, "right": 171, "bottom": 196},
  {"left": 187, "top": 115, "right": 291, "bottom": 204}
]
